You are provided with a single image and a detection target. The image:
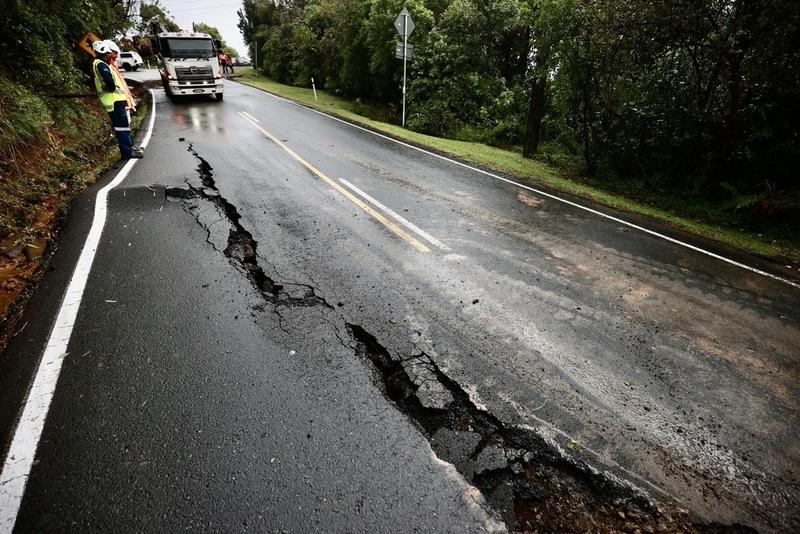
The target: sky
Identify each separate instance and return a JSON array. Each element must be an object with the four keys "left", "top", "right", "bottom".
[{"left": 155, "top": 0, "right": 249, "bottom": 59}]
